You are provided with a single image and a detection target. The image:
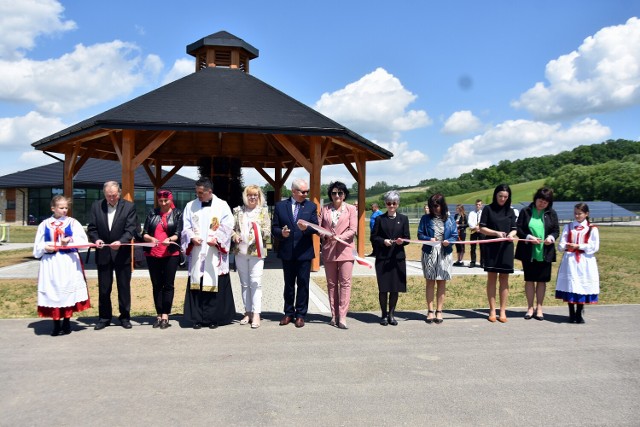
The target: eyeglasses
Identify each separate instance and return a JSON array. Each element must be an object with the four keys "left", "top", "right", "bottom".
[
  {"left": 157, "top": 191, "right": 171, "bottom": 198},
  {"left": 296, "top": 189, "right": 309, "bottom": 195},
  {"left": 386, "top": 201, "right": 397, "bottom": 206},
  {"left": 331, "top": 191, "right": 344, "bottom": 196}
]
